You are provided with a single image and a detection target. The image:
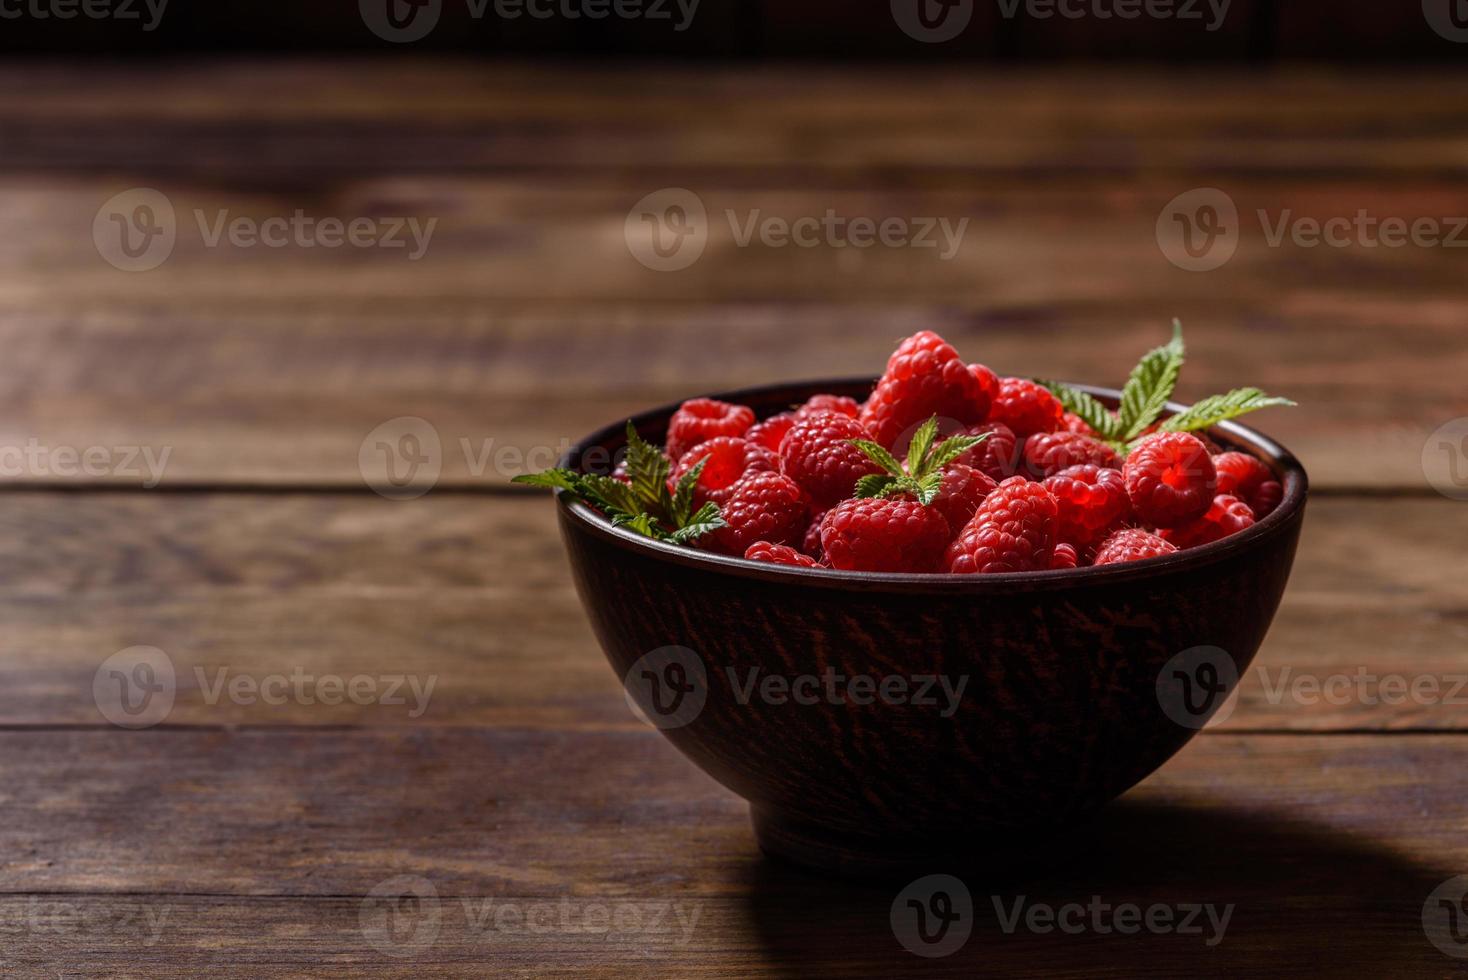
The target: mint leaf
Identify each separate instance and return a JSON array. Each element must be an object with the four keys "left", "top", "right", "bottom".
[
  {"left": 511, "top": 469, "right": 582, "bottom": 492},
  {"left": 577, "top": 473, "right": 644, "bottom": 517},
  {"left": 1039, "top": 381, "right": 1123, "bottom": 441},
  {"left": 1119, "top": 320, "right": 1186, "bottom": 440},
  {"left": 623, "top": 422, "right": 671, "bottom": 515},
  {"left": 915, "top": 472, "right": 943, "bottom": 506},
  {"left": 903, "top": 417, "right": 940, "bottom": 476},
  {"left": 924, "top": 432, "right": 987, "bottom": 474},
  {"left": 669, "top": 502, "right": 725, "bottom": 544},
  {"left": 1160, "top": 388, "right": 1297, "bottom": 434},
  {"left": 670, "top": 456, "right": 708, "bottom": 526},
  {"left": 854, "top": 473, "right": 898, "bottom": 498},
  {"left": 849, "top": 439, "right": 905, "bottom": 477}
]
